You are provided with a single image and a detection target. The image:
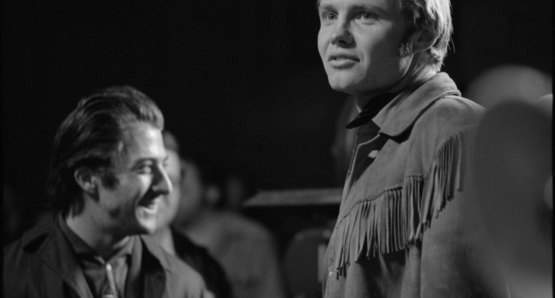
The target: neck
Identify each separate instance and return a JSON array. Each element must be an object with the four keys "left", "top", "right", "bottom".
[
  {"left": 66, "top": 212, "right": 130, "bottom": 260},
  {"left": 151, "top": 226, "right": 176, "bottom": 255},
  {"left": 354, "top": 63, "right": 437, "bottom": 110}
]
